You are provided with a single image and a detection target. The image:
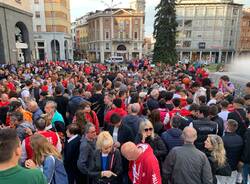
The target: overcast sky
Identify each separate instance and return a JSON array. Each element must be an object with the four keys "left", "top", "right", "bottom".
[{"left": 70, "top": 0, "right": 250, "bottom": 36}]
